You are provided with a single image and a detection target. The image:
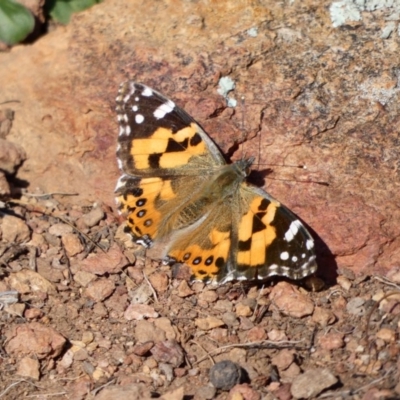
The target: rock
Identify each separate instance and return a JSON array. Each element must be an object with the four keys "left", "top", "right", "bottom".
[
  {"left": 195, "top": 316, "right": 225, "bottom": 331},
  {"left": 1, "top": 214, "right": 31, "bottom": 243},
  {"left": 209, "top": 360, "right": 243, "bottom": 391},
  {"left": 16, "top": 357, "right": 40, "bottom": 380},
  {"left": 150, "top": 340, "right": 184, "bottom": 367},
  {"left": 80, "top": 243, "right": 128, "bottom": 275},
  {"left": 7, "top": 269, "right": 56, "bottom": 294},
  {"left": 124, "top": 304, "right": 159, "bottom": 321},
  {"left": 0, "top": 139, "right": 26, "bottom": 174},
  {"left": 82, "top": 206, "right": 104, "bottom": 227},
  {"left": 48, "top": 223, "right": 74, "bottom": 237},
  {"left": 94, "top": 383, "right": 152, "bottom": 400},
  {"left": 5, "top": 322, "right": 66, "bottom": 359},
  {"left": 269, "top": 282, "right": 314, "bottom": 318},
  {"left": 62, "top": 233, "right": 84, "bottom": 256},
  {"left": 291, "top": 368, "right": 338, "bottom": 399},
  {"left": 85, "top": 278, "right": 115, "bottom": 302}
]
